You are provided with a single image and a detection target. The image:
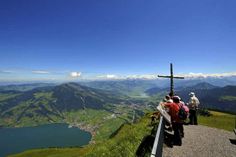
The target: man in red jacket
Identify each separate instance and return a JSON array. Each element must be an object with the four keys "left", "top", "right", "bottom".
[{"left": 165, "top": 96, "right": 184, "bottom": 146}]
